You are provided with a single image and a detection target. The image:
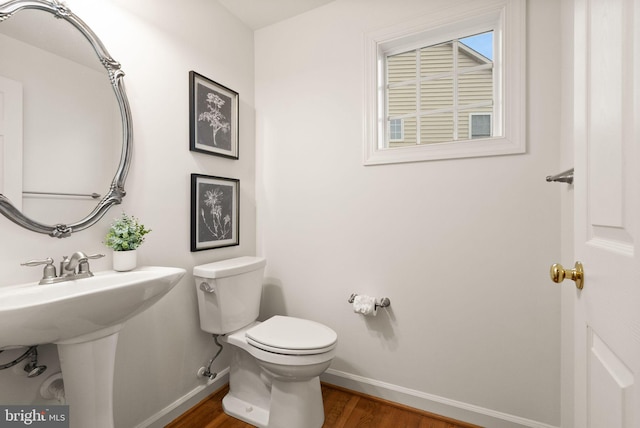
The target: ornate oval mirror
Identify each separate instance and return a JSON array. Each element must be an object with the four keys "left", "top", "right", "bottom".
[{"left": 0, "top": 0, "right": 131, "bottom": 238}]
